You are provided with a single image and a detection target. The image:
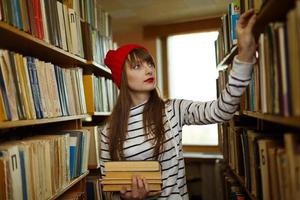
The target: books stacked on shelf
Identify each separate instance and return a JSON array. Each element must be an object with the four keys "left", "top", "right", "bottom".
[
  {"left": 215, "top": 0, "right": 240, "bottom": 65},
  {"left": 0, "top": 129, "right": 90, "bottom": 200},
  {"left": 83, "top": 74, "right": 118, "bottom": 114},
  {"left": 220, "top": 120, "right": 300, "bottom": 200},
  {"left": 0, "top": 0, "right": 113, "bottom": 66},
  {"left": 247, "top": 2, "right": 300, "bottom": 117},
  {"left": 0, "top": 48, "right": 87, "bottom": 122},
  {"left": 101, "top": 161, "right": 162, "bottom": 191},
  {"left": 239, "top": 0, "right": 264, "bottom": 13},
  {"left": 223, "top": 172, "right": 247, "bottom": 200},
  {"left": 0, "top": 0, "right": 84, "bottom": 57},
  {"left": 83, "top": 125, "right": 106, "bottom": 169},
  {"left": 86, "top": 175, "right": 103, "bottom": 200}
]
